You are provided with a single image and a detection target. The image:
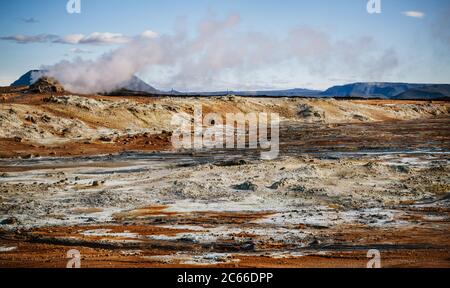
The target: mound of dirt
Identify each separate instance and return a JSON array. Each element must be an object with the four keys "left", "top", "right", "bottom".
[
  {"left": 29, "top": 77, "right": 65, "bottom": 94},
  {"left": 298, "top": 103, "right": 325, "bottom": 120}
]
